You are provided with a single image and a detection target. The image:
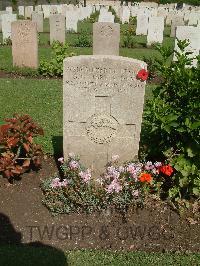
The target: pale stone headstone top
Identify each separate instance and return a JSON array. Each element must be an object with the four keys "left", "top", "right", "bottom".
[
  {"left": 147, "top": 16, "right": 164, "bottom": 45},
  {"left": 170, "top": 16, "right": 184, "bottom": 37},
  {"left": 136, "top": 14, "right": 149, "bottom": 35},
  {"left": 49, "top": 14, "right": 65, "bottom": 44},
  {"left": 6, "top": 7, "right": 13, "bottom": 14},
  {"left": 11, "top": 20, "right": 38, "bottom": 68},
  {"left": 32, "top": 11, "right": 44, "bottom": 33},
  {"left": 18, "top": 6, "right": 25, "bottom": 17},
  {"left": 2, "top": 14, "right": 17, "bottom": 42},
  {"left": 0, "top": 11, "right": 9, "bottom": 32},
  {"left": 174, "top": 26, "right": 200, "bottom": 67},
  {"left": 63, "top": 55, "right": 147, "bottom": 175},
  {"left": 93, "top": 22, "right": 120, "bottom": 55},
  {"left": 25, "top": 6, "right": 33, "bottom": 19}
]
